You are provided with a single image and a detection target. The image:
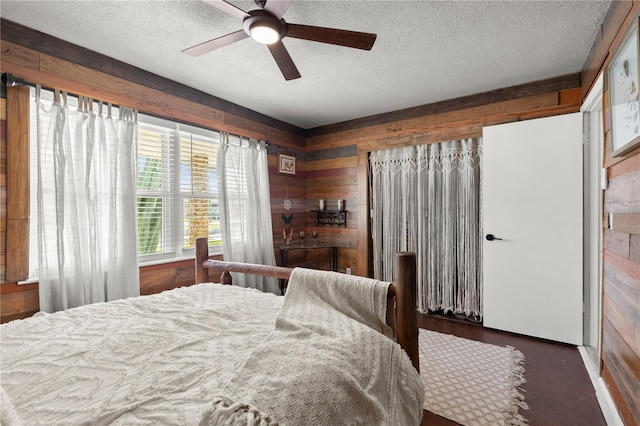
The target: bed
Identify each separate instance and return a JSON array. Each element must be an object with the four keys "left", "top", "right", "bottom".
[{"left": 0, "top": 237, "right": 425, "bottom": 425}]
